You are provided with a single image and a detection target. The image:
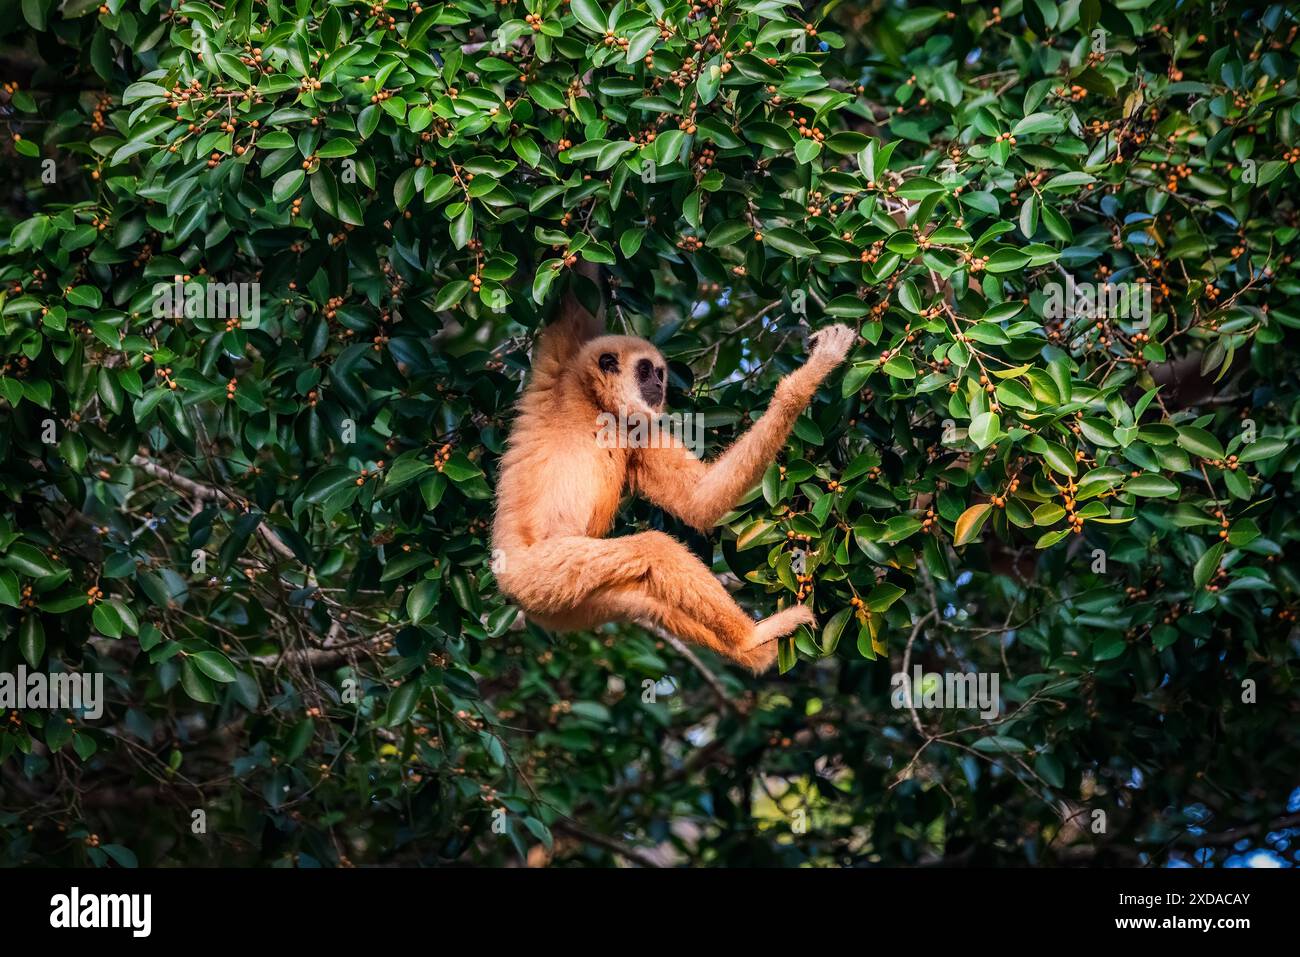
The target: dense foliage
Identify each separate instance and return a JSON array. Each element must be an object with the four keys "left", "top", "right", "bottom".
[{"left": 1, "top": 0, "right": 1298, "bottom": 867}]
